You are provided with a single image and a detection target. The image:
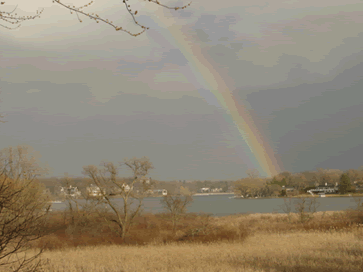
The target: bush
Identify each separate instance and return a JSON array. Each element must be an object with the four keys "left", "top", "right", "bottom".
[
  {"left": 0, "top": 145, "right": 52, "bottom": 271},
  {"left": 178, "top": 222, "right": 251, "bottom": 244}
]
